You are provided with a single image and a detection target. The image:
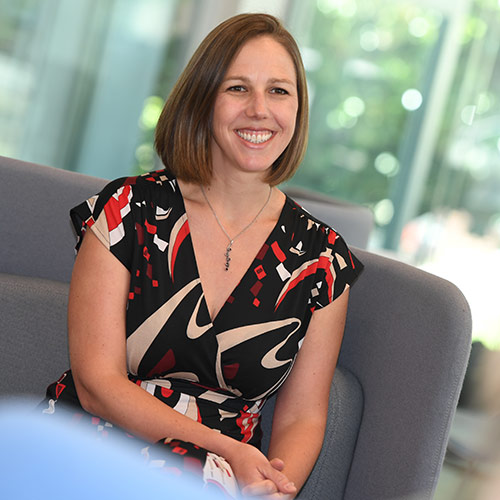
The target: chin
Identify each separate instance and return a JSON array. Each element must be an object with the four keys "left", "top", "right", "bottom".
[{"left": 236, "top": 163, "right": 274, "bottom": 177}]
